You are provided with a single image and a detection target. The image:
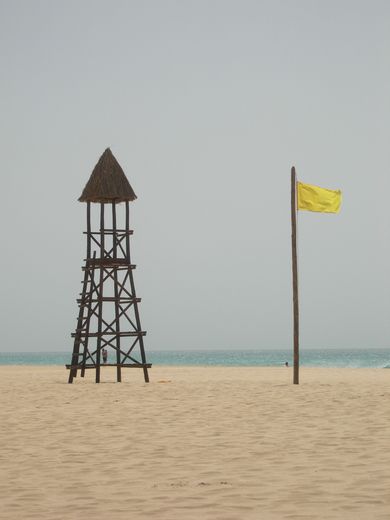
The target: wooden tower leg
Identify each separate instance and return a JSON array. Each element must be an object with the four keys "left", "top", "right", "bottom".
[
  {"left": 95, "top": 203, "right": 105, "bottom": 383},
  {"left": 112, "top": 202, "right": 122, "bottom": 382},
  {"left": 68, "top": 260, "right": 88, "bottom": 383},
  {"left": 126, "top": 202, "right": 149, "bottom": 383},
  {"left": 81, "top": 252, "right": 96, "bottom": 377},
  {"left": 81, "top": 203, "right": 92, "bottom": 379},
  {"left": 68, "top": 204, "right": 92, "bottom": 383}
]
